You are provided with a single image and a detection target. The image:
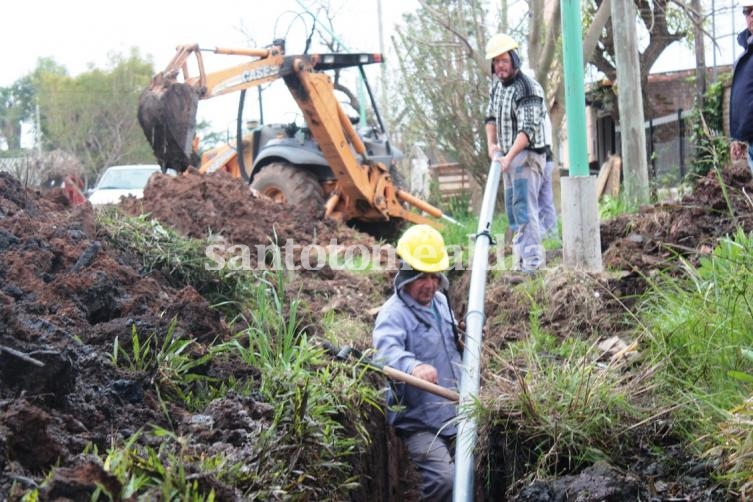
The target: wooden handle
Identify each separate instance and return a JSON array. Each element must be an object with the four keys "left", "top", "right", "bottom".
[
  {"left": 381, "top": 365, "right": 459, "bottom": 402},
  {"left": 395, "top": 189, "right": 444, "bottom": 218}
]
